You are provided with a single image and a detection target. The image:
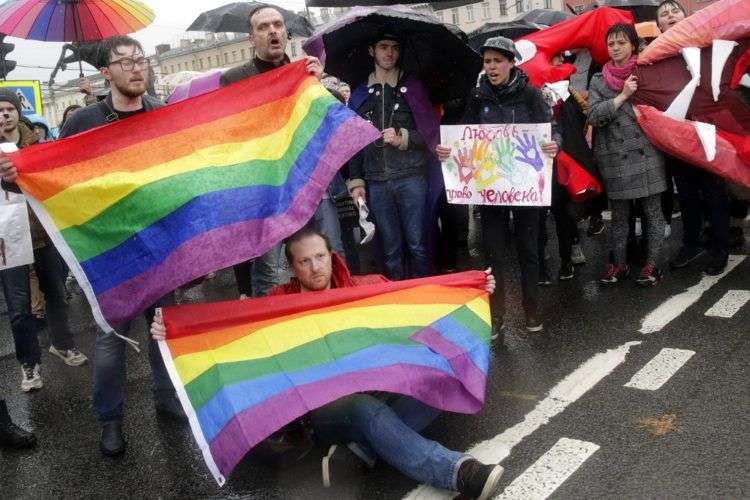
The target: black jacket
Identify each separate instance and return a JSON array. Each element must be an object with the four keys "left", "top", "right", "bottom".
[
  {"left": 461, "top": 69, "right": 561, "bottom": 145},
  {"left": 348, "top": 76, "right": 428, "bottom": 184},
  {"left": 59, "top": 93, "right": 163, "bottom": 138}
]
